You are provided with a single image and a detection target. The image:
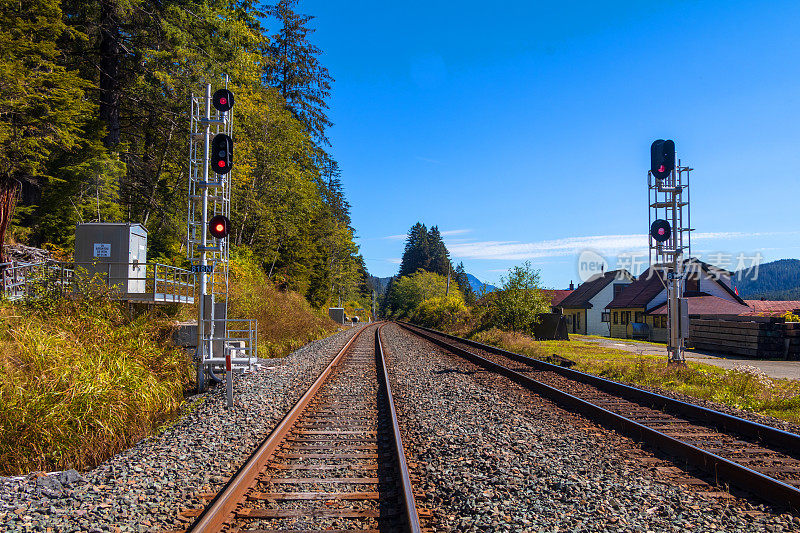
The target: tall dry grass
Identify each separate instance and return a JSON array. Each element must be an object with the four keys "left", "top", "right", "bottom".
[
  {"left": 0, "top": 289, "right": 192, "bottom": 475},
  {"left": 227, "top": 254, "right": 339, "bottom": 358}
]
